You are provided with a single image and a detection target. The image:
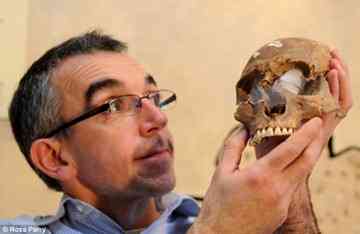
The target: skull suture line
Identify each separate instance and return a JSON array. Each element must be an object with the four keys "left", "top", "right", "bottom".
[{"left": 234, "top": 38, "right": 339, "bottom": 146}]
